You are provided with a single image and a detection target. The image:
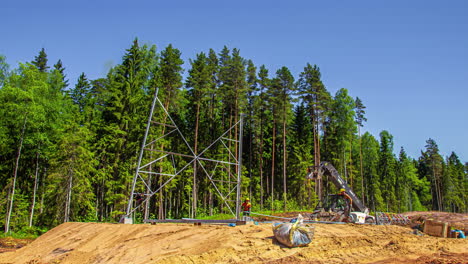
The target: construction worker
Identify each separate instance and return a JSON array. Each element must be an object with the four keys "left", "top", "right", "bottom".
[
  {"left": 241, "top": 198, "right": 252, "bottom": 216},
  {"left": 338, "top": 188, "right": 353, "bottom": 205},
  {"left": 338, "top": 188, "right": 353, "bottom": 221}
]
